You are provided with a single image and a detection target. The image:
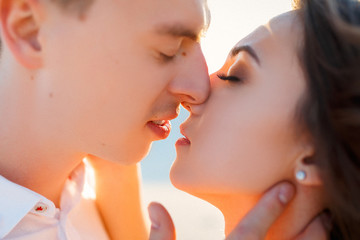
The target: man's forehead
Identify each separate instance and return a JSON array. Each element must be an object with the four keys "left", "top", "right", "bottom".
[
  {"left": 127, "top": 0, "right": 207, "bottom": 35},
  {"left": 154, "top": 0, "right": 209, "bottom": 39}
]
